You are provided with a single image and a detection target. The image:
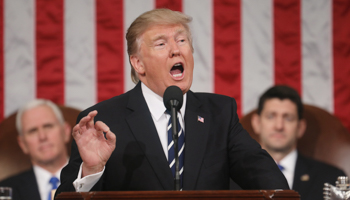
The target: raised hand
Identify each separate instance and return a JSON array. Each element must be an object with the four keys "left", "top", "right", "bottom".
[{"left": 72, "top": 110, "right": 116, "bottom": 177}]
